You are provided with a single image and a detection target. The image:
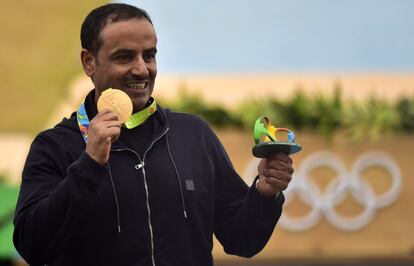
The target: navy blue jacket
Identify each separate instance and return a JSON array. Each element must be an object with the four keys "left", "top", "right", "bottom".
[{"left": 14, "top": 90, "right": 284, "bottom": 266}]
